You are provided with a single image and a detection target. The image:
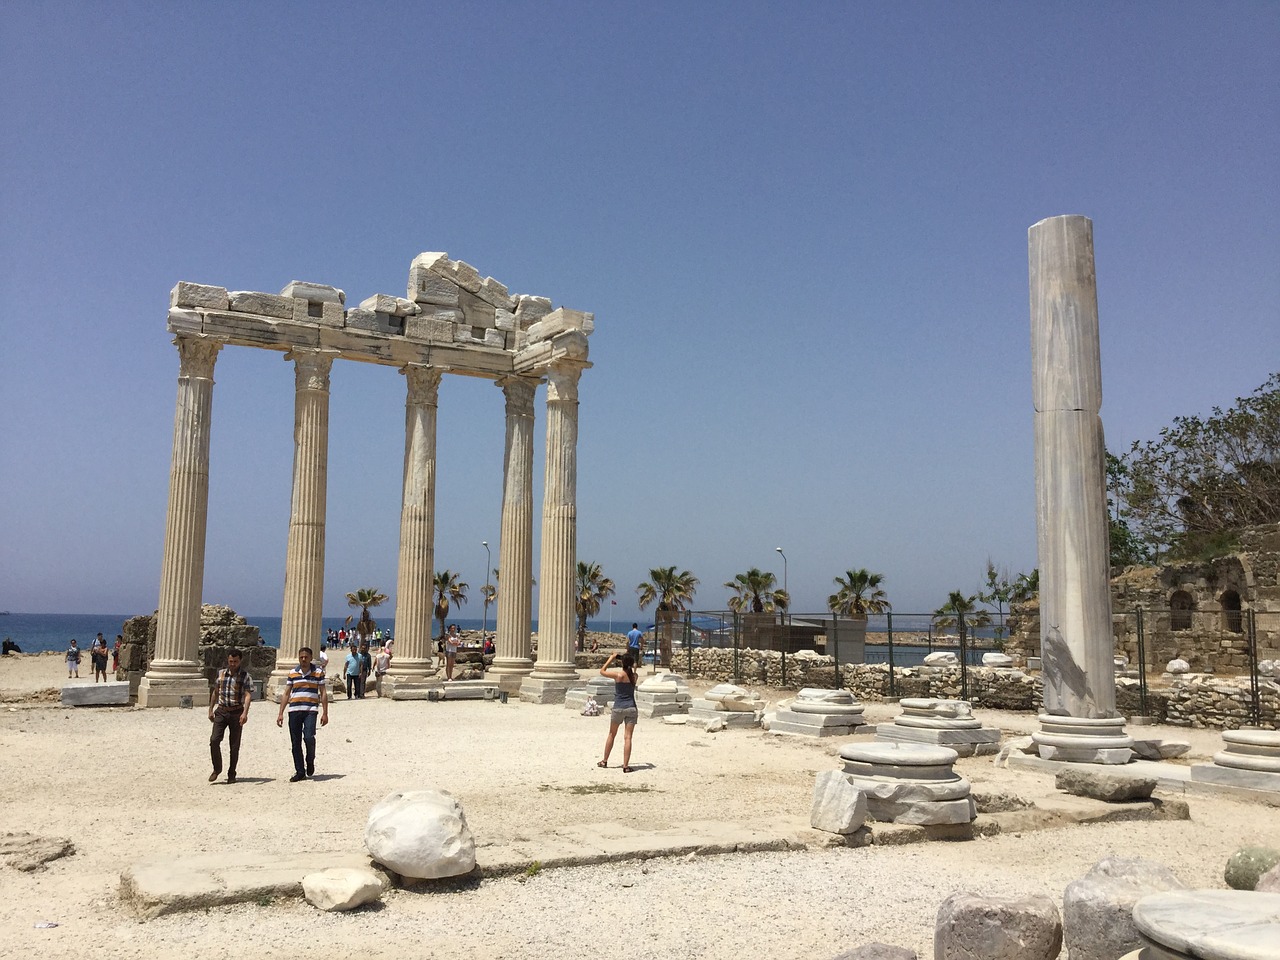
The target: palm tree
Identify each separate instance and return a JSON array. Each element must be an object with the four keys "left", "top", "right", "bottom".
[
  {"left": 345, "top": 587, "right": 388, "bottom": 640},
  {"left": 637, "top": 566, "right": 699, "bottom": 668},
  {"left": 934, "top": 590, "right": 992, "bottom": 645},
  {"left": 980, "top": 560, "right": 1014, "bottom": 641},
  {"left": 771, "top": 588, "right": 790, "bottom": 612},
  {"left": 433, "top": 570, "right": 469, "bottom": 641},
  {"left": 827, "top": 569, "right": 891, "bottom": 618},
  {"left": 636, "top": 565, "right": 699, "bottom": 613},
  {"left": 575, "top": 561, "right": 616, "bottom": 651},
  {"left": 724, "top": 568, "right": 788, "bottom": 613}
]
